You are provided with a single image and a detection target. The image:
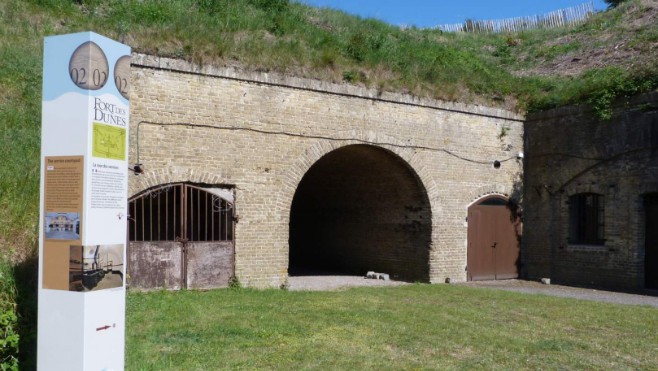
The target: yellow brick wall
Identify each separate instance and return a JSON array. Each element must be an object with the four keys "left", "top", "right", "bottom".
[{"left": 129, "top": 54, "right": 524, "bottom": 288}]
